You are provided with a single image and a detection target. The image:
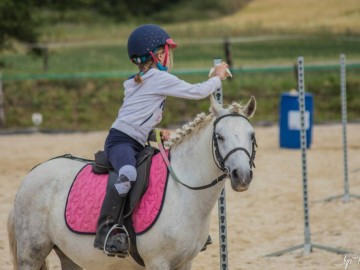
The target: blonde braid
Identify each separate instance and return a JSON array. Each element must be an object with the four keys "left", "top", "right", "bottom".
[{"left": 134, "top": 59, "right": 153, "bottom": 84}]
